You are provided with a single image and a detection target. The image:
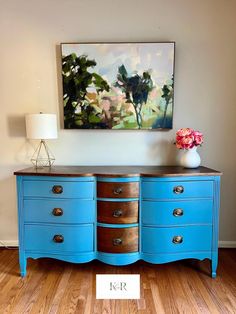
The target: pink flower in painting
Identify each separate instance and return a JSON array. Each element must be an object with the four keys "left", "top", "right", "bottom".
[
  {"left": 117, "top": 80, "right": 124, "bottom": 86},
  {"left": 100, "top": 98, "right": 111, "bottom": 111},
  {"left": 175, "top": 128, "right": 203, "bottom": 149}
]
